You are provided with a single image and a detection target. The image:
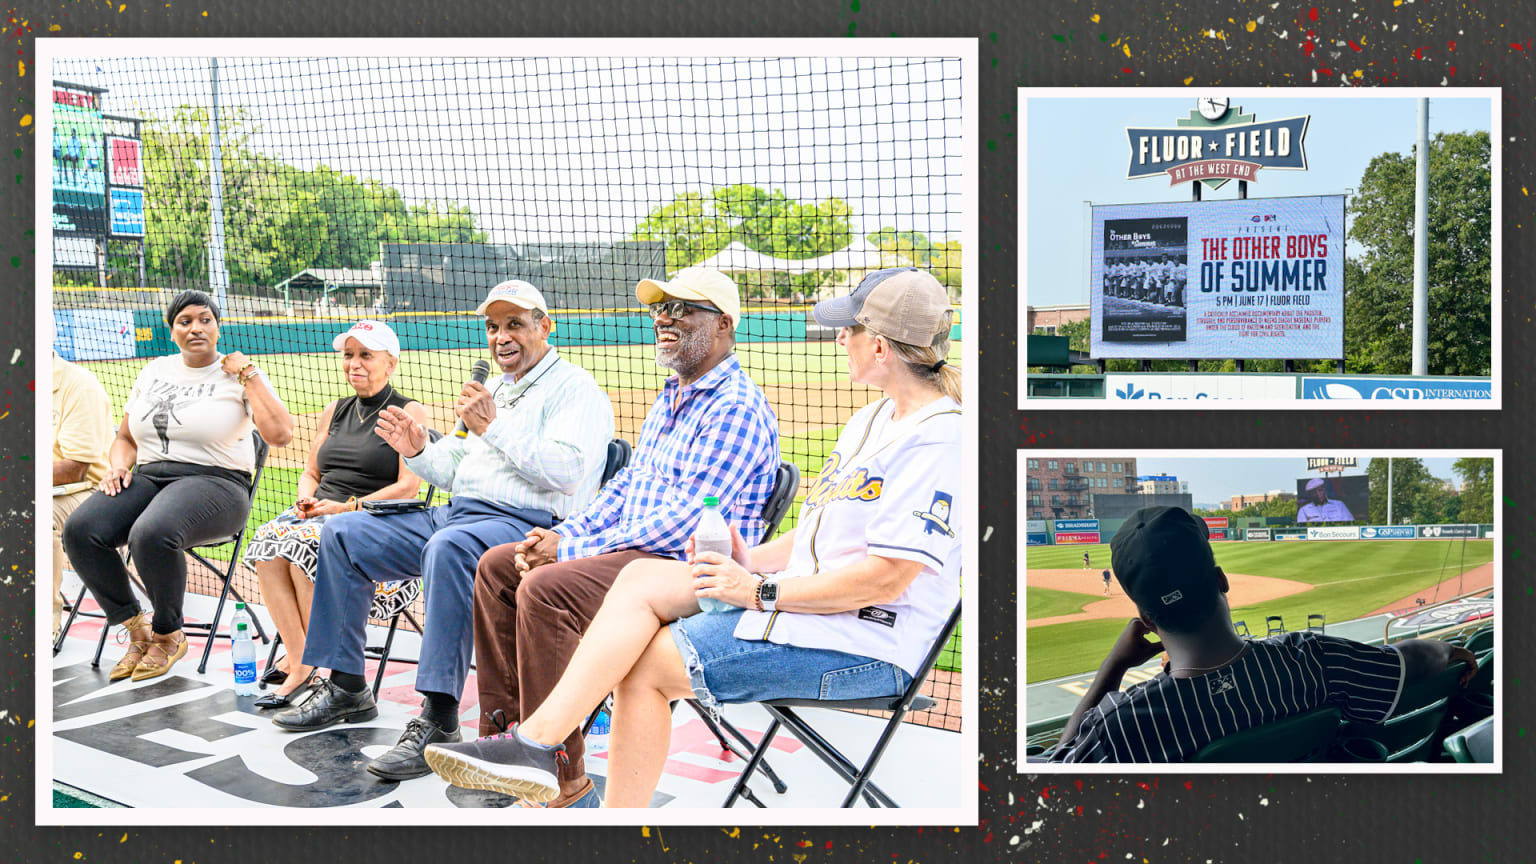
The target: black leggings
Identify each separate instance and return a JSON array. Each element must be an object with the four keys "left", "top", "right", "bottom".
[{"left": 61, "top": 461, "right": 251, "bottom": 635}]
